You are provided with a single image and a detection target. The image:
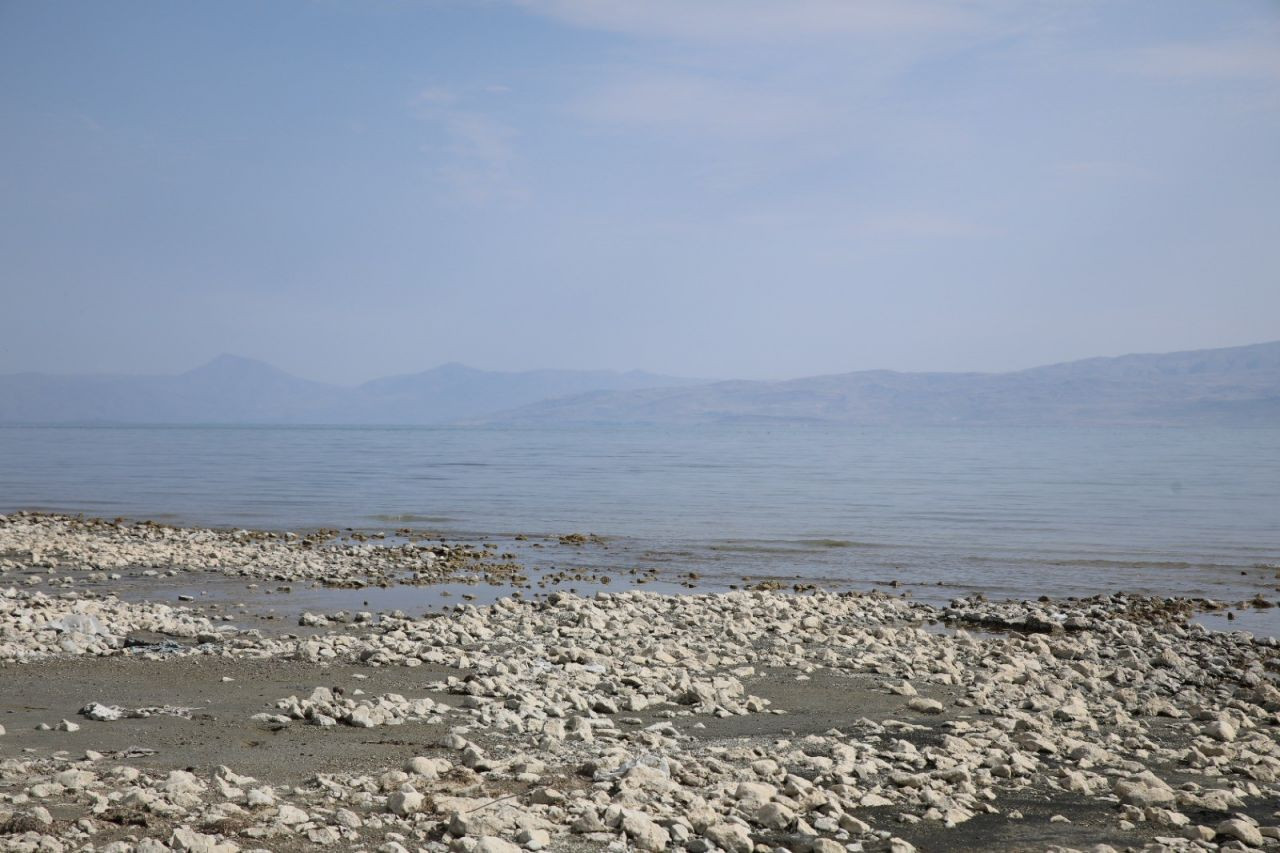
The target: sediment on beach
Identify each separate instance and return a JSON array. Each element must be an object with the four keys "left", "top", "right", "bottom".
[{"left": 2, "top": 513, "right": 1279, "bottom": 853}]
